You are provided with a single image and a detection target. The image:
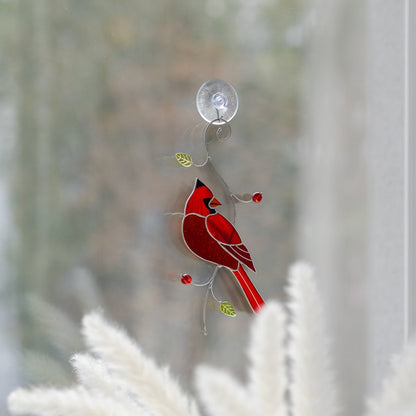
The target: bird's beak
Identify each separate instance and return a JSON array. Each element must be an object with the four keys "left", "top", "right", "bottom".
[{"left": 210, "top": 198, "right": 221, "bottom": 208}]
